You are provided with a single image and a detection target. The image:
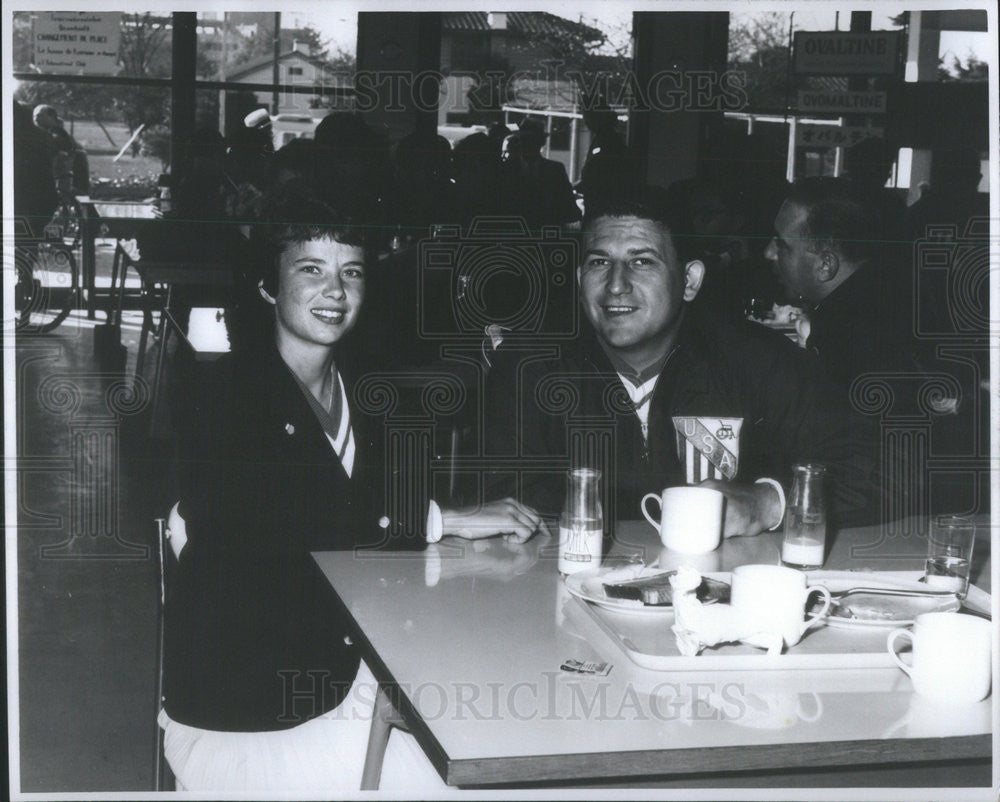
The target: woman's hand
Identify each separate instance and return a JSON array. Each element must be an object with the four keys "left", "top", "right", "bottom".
[{"left": 440, "top": 498, "right": 546, "bottom": 543}]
